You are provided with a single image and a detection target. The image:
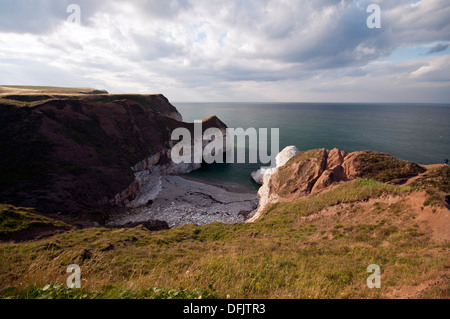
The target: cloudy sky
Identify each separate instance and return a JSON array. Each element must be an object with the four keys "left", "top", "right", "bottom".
[{"left": 0, "top": 0, "right": 449, "bottom": 102}]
